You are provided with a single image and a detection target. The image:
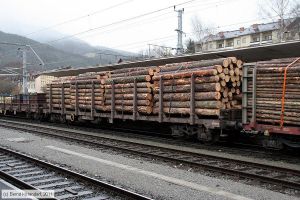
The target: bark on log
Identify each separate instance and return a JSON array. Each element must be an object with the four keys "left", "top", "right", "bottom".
[
  {"left": 153, "top": 107, "right": 220, "bottom": 116},
  {"left": 105, "top": 99, "right": 151, "bottom": 106},
  {"left": 152, "top": 69, "right": 218, "bottom": 81},
  {"left": 103, "top": 75, "right": 151, "bottom": 84},
  {"left": 105, "top": 87, "right": 152, "bottom": 94},
  {"left": 153, "top": 76, "right": 220, "bottom": 87},
  {"left": 105, "top": 93, "right": 152, "bottom": 100},
  {"left": 105, "top": 105, "right": 152, "bottom": 114},
  {"left": 154, "top": 100, "right": 222, "bottom": 109},
  {"left": 110, "top": 68, "right": 154, "bottom": 78},
  {"left": 105, "top": 82, "right": 151, "bottom": 89},
  {"left": 153, "top": 83, "right": 221, "bottom": 93},
  {"left": 153, "top": 92, "right": 221, "bottom": 101}
]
